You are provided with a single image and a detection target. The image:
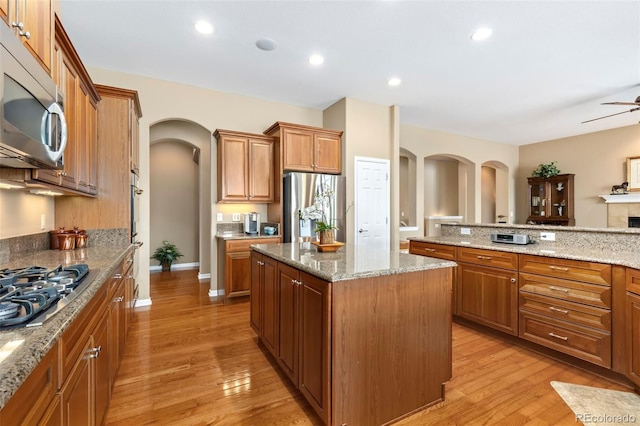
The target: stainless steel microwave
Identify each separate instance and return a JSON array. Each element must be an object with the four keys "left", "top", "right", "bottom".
[{"left": 0, "top": 23, "right": 67, "bottom": 169}]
